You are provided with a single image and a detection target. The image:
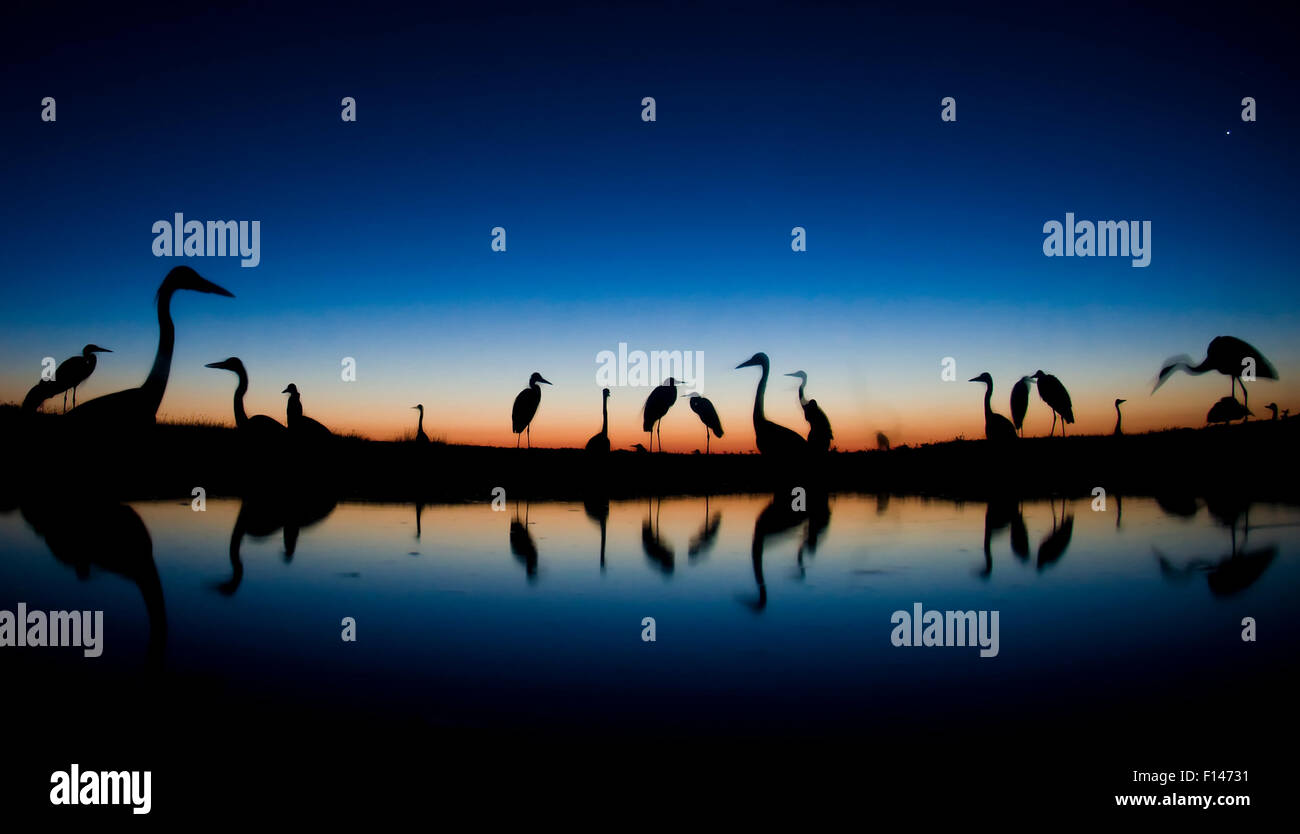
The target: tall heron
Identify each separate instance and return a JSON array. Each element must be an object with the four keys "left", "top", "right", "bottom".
[
  {"left": 54, "top": 344, "right": 112, "bottom": 412},
  {"left": 1265, "top": 402, "right": 1279, "bottom": 421},
  {"left": 1031, "top": 370, "right": 1074, "bottom": 437},
  {"left": 736, "top": 353, "right": 807, "bottom": 456},
  {"left": 1207, "top": 396, "right": 1251, "bottom": 424},
  {"left": 281, "top": 384, "right": 333, "bottom": 438},
  {"left": 642, "top": 377, "right": 683, "bottom": 453},
  {"left": 1154, "top": 335, "right": 1278, "bottom": 411},
  {"left": 204, "top": 357, "right": 286, "bottom": 438},
  {"left": 412, "top": 404, "right": 429, "bottom": 444},
  {"left": 67, "top": 266, "right": 233, "bottom": 429},
  {"left": 784, "top": 370, "right": 833, "bottom": 452},
  {"left": 1113, "top": 398, "right": 1127, "bottom": 436},
  {"left": 685, "top": 392, "right": 723, "bottom": 453},
  {"left": 969, "top": 373, "right": 1018, "bottom": 442},
  {"left": 585, "top": 388, "right": 611, "bottom": 454},
  {"left": 1009, "top": 375, "right": 1033, "bottom": 436},
  {"left": 511, "top": 372, "right": 550, "bottom": 448}
]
